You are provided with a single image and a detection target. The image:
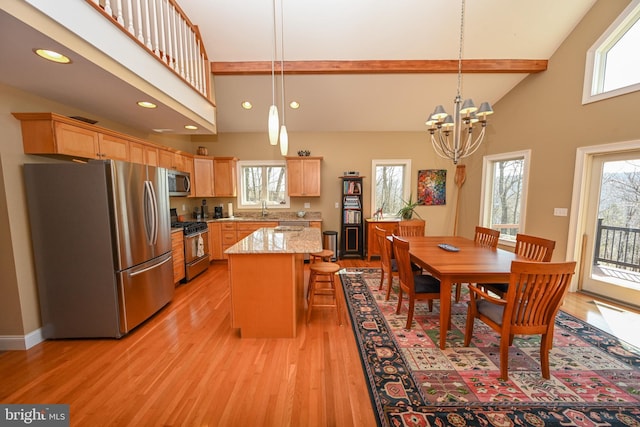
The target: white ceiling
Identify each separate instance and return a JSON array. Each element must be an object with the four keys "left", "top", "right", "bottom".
[{"left": 1, "top": 0, "right": 598, "bottom": 135}]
